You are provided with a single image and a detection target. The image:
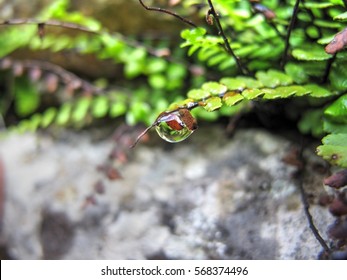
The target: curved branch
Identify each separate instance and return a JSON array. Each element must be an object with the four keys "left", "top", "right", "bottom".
[
  {"left": 206, "top": 0, "right": 249, "bottom": 75},
  {"left": 297, "top": 139, "right": 331, "bottom": 255},
  {"left": 0, "top": 58, "right": 103, "bottom": 95},
  {"left": 138, "top": 0, "right": 197, "bottom": 28},
  {"left": 281, "top": 0, "right": 301, "bottom": 68},
  {"left": 0, "top": 18, "right": 99, "bottom": 34}
]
